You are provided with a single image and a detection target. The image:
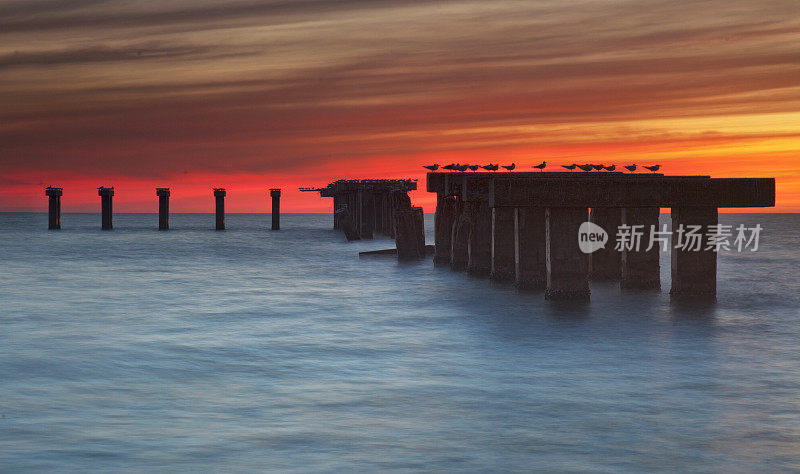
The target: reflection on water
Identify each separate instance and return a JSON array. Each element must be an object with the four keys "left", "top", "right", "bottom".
[{"left": 0, "top": 213, "right": 798, "bottom": 471}]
